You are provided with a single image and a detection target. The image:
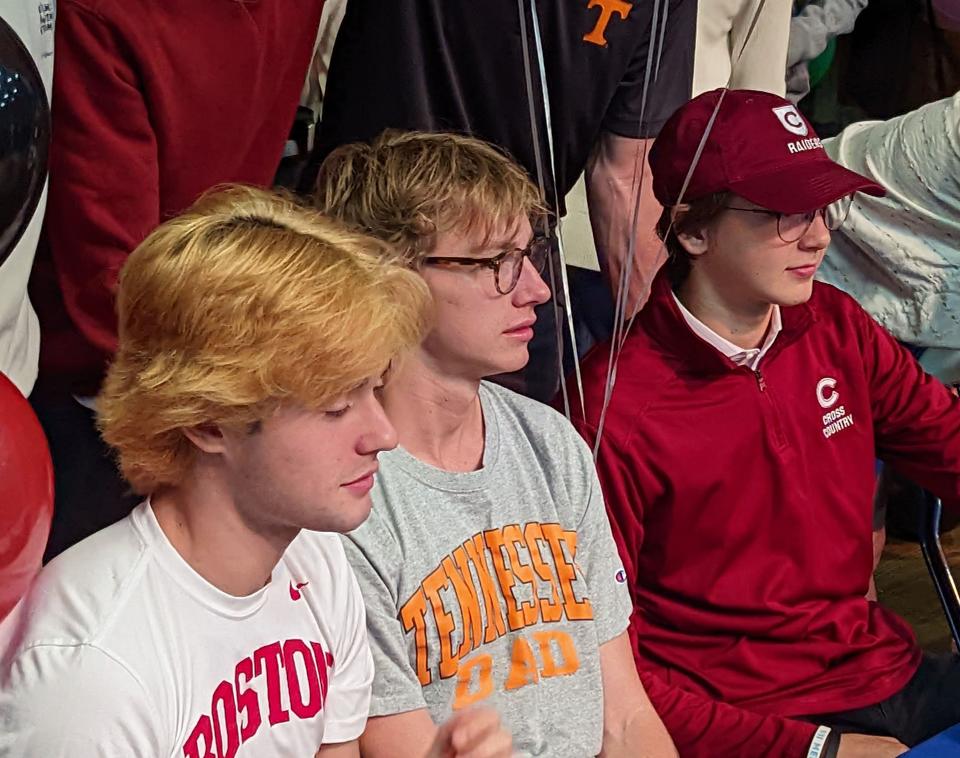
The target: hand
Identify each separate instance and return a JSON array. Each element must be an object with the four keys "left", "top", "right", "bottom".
[
  {"left": 837, "top": 733, "right": 908, "bottom": 757},
  {"left": 425, "top": 708, "right": 513, "bottom": 758}
]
